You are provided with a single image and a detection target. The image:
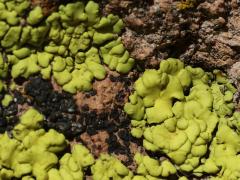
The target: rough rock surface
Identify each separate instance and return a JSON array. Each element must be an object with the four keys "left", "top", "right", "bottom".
[
  {"left": 105, "top": 0, "right": 240, "bottom": 68},
  {"left": 103, "top": 0, "right": 240, "bottom": 106},
  {"left": 74, "top": 70, "right": 132, "bottom": 111}
]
